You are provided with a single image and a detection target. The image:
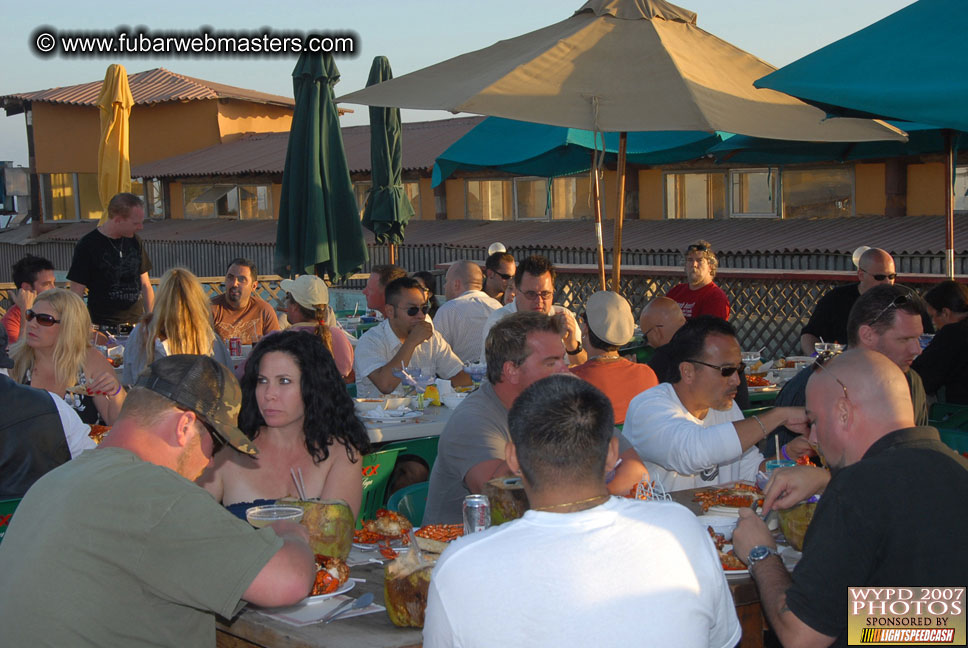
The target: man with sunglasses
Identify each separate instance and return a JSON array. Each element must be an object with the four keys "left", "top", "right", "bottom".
[
  {"left": 483, "top": 251, "right": 516, "bottom": 304},
  {"left": 355, "top": 276, "right": 471, "bottom": 398},
  {"left": 480, "top": 255, "right": 586, "bottom": 366},
  {"left": 625, "top": 316, "right": 808, "bottom": 491},
  {"left": 0, "top": 354, "right": 316, "bottom": 645},
  {"left": 666, "top": 240, "right": 731, "bottom": 321},
  {"left": 772, "top": 284, "right": 930, "bottom": 450},
  {"left": 800, "top": 247, "right": 896, "bottom": 355},
  {"left": 732, "top": 350, "right": 968, "bottom": 648}
]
